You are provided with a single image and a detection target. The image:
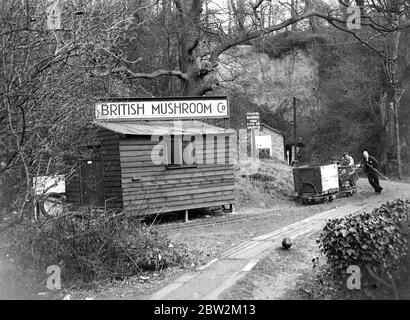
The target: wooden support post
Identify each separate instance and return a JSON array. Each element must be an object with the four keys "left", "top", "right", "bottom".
[
  {"left": 185, "top": 209, "right": 189, "bottom": 223},
  {"left": 34, "top": 201, "right": 38, "bottom": 221},
  {"left": 293, "top": 97, "right": 297, "bottom": 163},
  {"left": 224, "top": 118, "right": 230, "bottom": 129}
]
